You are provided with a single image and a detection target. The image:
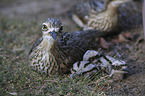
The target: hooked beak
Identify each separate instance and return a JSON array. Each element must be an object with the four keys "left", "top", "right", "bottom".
[{"left": 49, "top": 31, "right": 57, "bottom": 40}]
